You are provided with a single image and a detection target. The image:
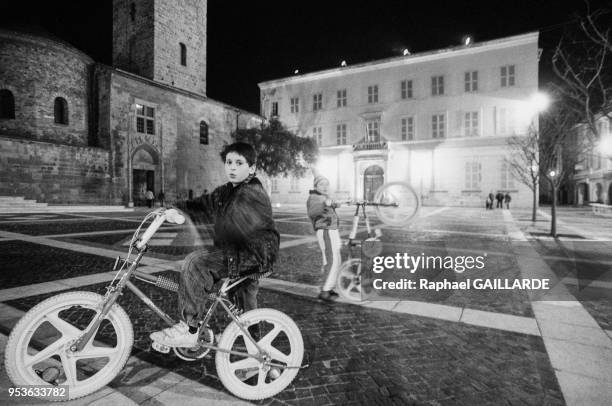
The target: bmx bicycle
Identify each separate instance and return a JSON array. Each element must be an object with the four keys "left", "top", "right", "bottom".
[
  {"left": 4, "top": 207, "right": 305, "bottom": 401},
  {"left": 335, "top": 182, "right": 420, "bottom": 302}
]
